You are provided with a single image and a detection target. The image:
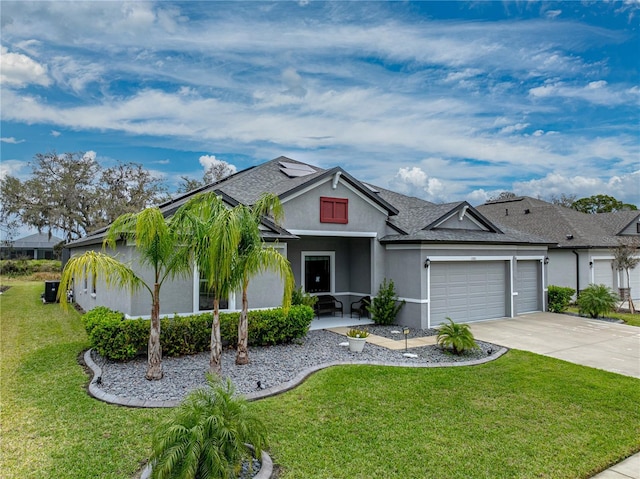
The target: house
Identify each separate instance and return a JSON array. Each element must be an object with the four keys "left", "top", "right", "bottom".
[
  {"left": 66, "top": 157, "right": 552, "bottom": 329},
  {"left": 477, "top": 196, "right": 640, "bottom": 303},
  {"left": 0, "top": 233, "right": 63, "bottom": 260}
]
